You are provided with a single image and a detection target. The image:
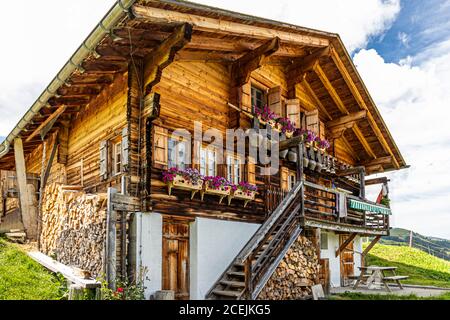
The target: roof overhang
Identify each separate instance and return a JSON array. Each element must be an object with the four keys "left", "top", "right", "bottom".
[{"left": 0, "top": 0, "right": 407, "bottom": 173}]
